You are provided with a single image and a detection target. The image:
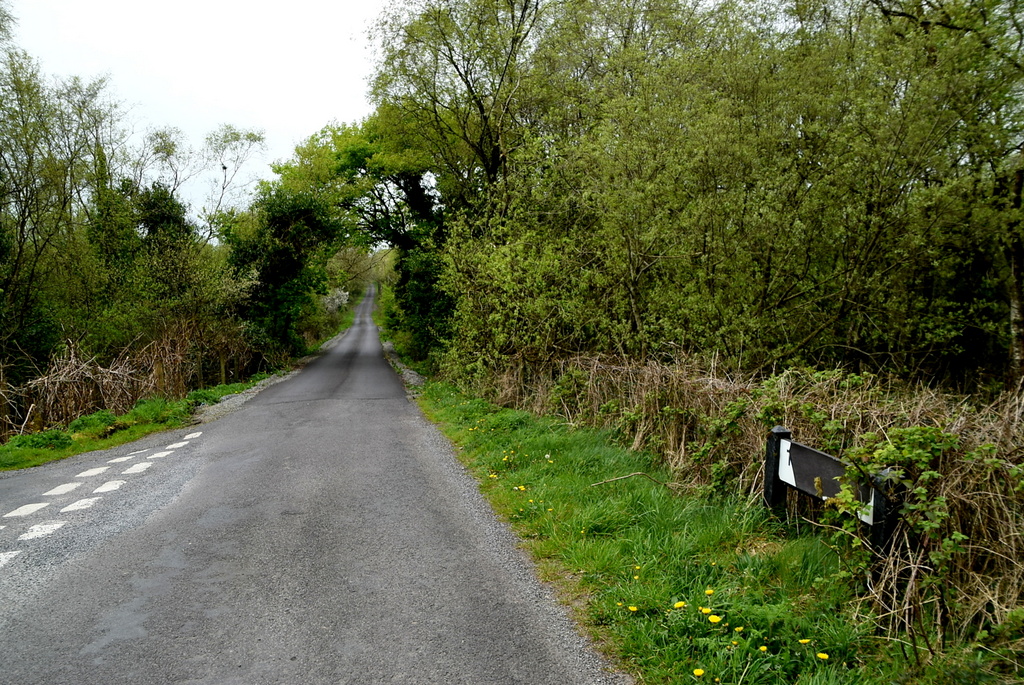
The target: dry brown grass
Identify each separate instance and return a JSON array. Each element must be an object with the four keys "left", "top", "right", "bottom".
[
  {"left": 4, "top": 318, "right": 255, "bottom": 437},
  {"left": 23, "top": 342, "right": 154, "bottom": 429}
]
